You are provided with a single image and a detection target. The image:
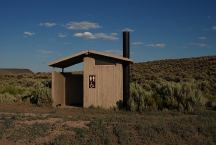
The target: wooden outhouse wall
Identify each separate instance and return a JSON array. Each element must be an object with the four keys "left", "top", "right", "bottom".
[
  {"left": 52, "top": 72, "right": 65, "bottom": 107},
  {"left": 83, "top": 57, "right": 123, "bottom": 108}
]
